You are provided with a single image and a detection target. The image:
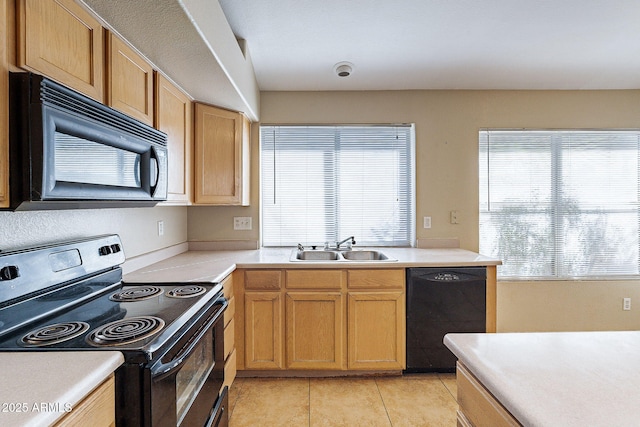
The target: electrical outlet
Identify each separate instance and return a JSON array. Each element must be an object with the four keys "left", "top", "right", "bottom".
[
  {"left": 423, "top": 216, "right": 432, "bottom": 229},
  {"left": 234, "top": 217, "right": 252, "bottom": 230},
  {"left": 157, "top": 220, "right": 164, "bottom": 236},
  {"left": 450, "top": 210, "right": 459, "bottom": 224},
  {"left": 623, "top": 297, "right": 631, "bottom": 311}
]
